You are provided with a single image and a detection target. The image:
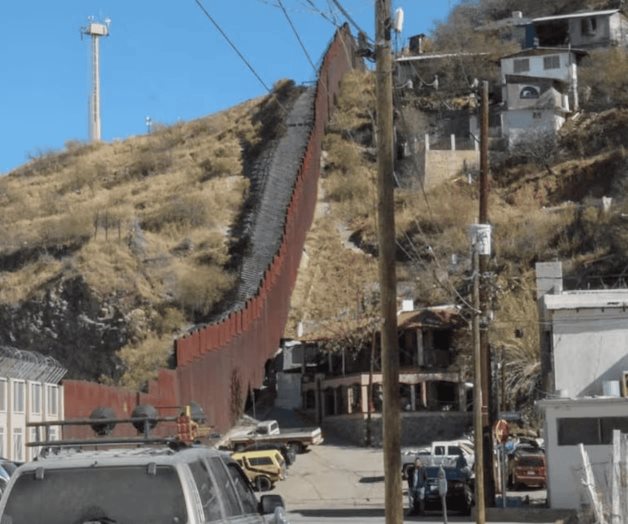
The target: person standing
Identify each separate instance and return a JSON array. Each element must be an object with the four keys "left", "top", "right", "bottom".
[{"left": 407, "top": 457, "right": 428, "bottom": 515}]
